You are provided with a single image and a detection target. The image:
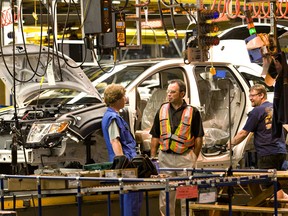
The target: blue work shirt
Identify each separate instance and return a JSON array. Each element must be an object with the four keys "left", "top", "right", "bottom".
[
  {"left": 102, "top": 107, "right": 137, "bottom": 161},
  {"left": 243, "top": 101, "right": 286, "bottom": 157}
]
